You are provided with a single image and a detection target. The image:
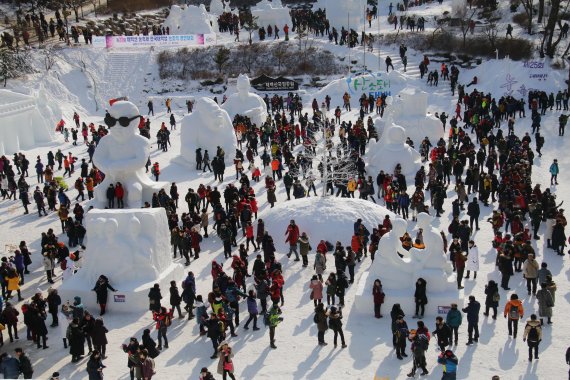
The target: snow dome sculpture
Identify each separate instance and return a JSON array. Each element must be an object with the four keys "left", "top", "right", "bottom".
[
  {"left": 59, "top": 209, "right": 184, "bottom": 313},
  {"left": 222, "top": 74, "right": 268, "bottom": 126},
  {"left": 252, "top": 0, "right": 292, "bottom": 29},
  {"left": 367, "top": 124, "right": 422, "bottom": 180},
  {"left": 179, "top": 97, "right": 237, "bottom": 167},
  {"left": 354, "top": 215, "right": 460, "bottom": 315},
  {"left": 163, "top": 4, "right": 215, "bottom": 35},
  {"left": 316, "top": 0, "right": 366, "bottom": 30},
  {"left": 263, "top": 197, "right": 395, "bottom": 253},
  {"left": 92, "top": 101, "right": 167, "bottom": 208},
  {"left": 0, "top": 89, "right": 56, "bottom": 155},
  {"left": 209, "top": 0, "right": 226, "bottom": 15},
  {"left": 383, "top": 87, "right": 444, "bottom": 144}
]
